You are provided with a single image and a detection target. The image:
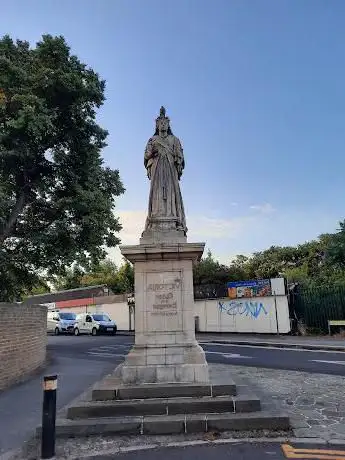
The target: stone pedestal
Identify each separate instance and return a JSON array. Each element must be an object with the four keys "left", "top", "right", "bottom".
[
  {"left": 119, "top": 242, "right": 209, "bottom": 384},
  {"left": 140, "top": 220, "right": 187, "bottom": 245}
]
